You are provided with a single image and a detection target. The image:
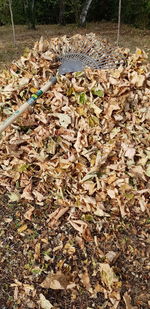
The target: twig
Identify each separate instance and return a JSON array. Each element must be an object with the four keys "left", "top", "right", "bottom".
[{"left": 8, "top": 0, "right": 16, "bottom": 46}]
